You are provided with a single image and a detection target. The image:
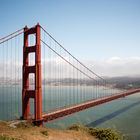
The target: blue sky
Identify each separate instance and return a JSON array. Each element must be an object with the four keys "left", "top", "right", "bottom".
[{"left": 0, "top": 0, "right": 140, "bottom": 76}]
